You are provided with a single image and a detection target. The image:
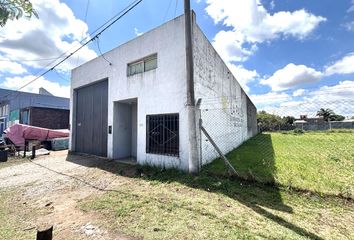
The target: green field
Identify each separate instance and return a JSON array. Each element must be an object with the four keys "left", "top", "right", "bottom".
[
  {"left": 205, "top": 131, "right": 354, "bottom": 198},
  {"left": 79, "top": 131, "right": 354, "bottom": 239}
]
